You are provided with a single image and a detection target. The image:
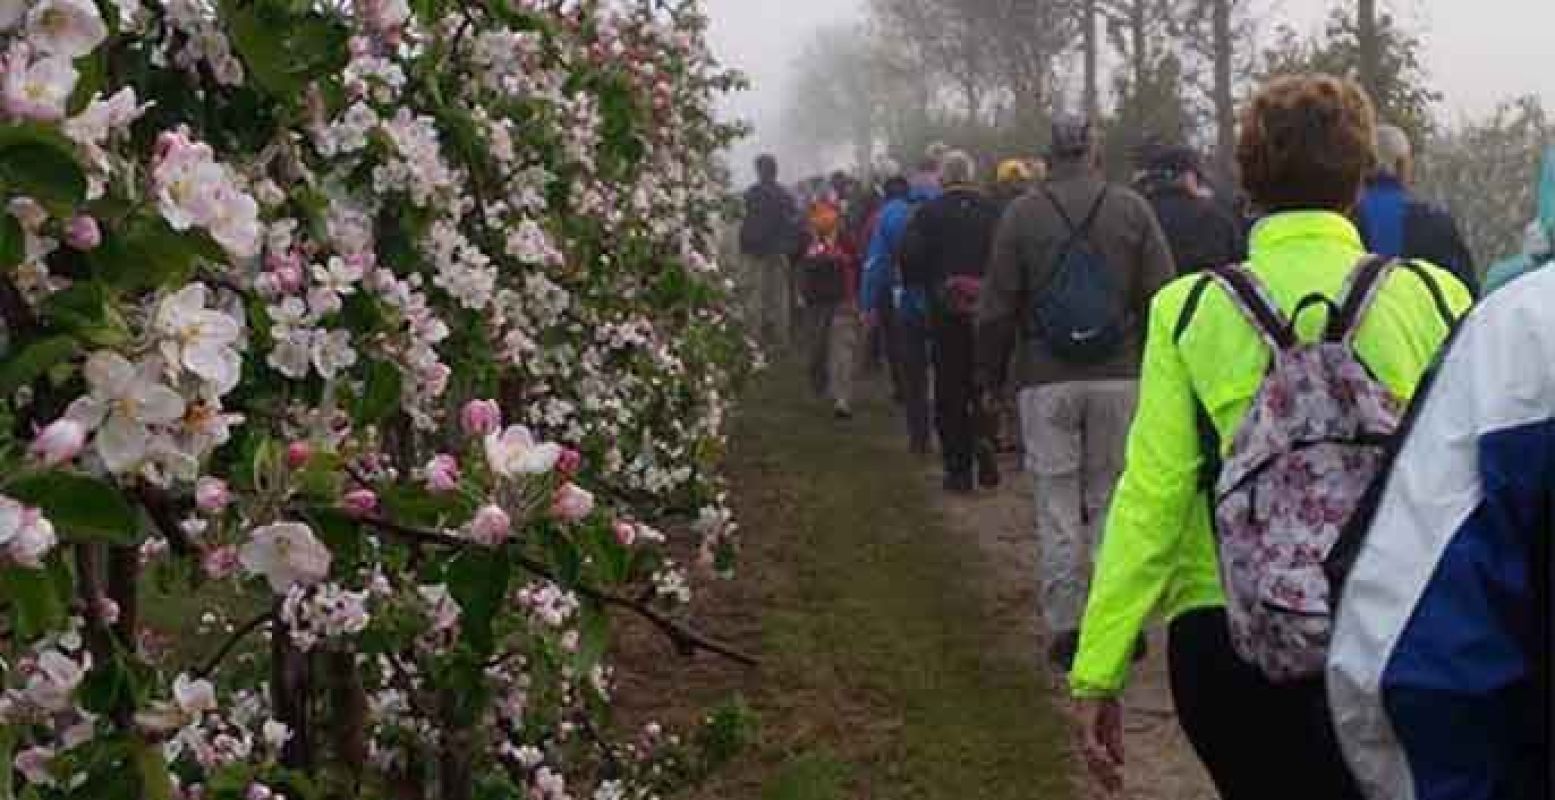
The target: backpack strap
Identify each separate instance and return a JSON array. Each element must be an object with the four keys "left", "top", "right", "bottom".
[
  {"left": 1040, "top": 186, "right": 1109, "bottom": 240},
  {"left": 1327, "top": 255, "right": 1395, "bottom": 344},
  {"left": 1204, "top": 264, "right": 1298, "bottom": 351}
]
